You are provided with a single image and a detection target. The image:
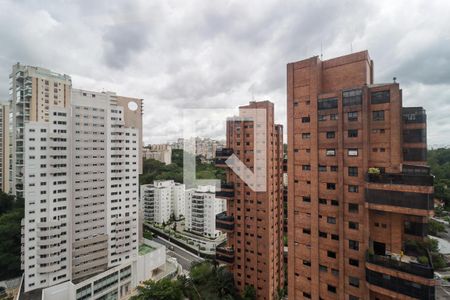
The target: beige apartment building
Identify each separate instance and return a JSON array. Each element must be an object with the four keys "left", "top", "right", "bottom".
[{"left": 0, "top": 103, "right": 9, "bottom": 192}]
